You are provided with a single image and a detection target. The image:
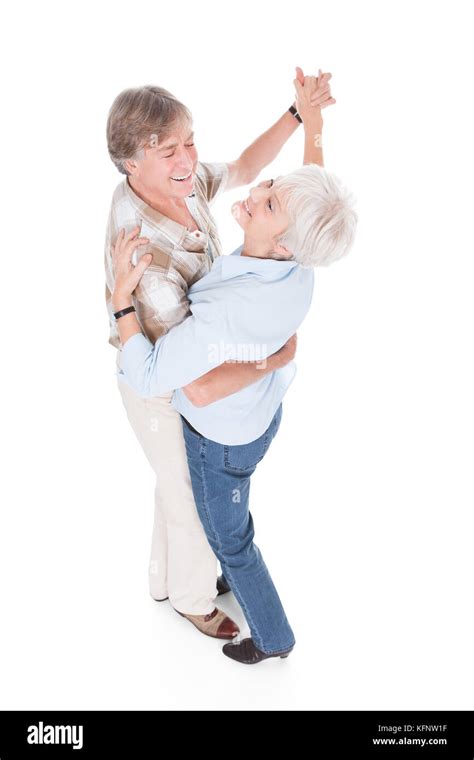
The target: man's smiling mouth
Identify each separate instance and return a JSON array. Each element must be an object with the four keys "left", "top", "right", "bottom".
[{"left": 171, "top": 171, "right": 192, "bottom": 182}]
